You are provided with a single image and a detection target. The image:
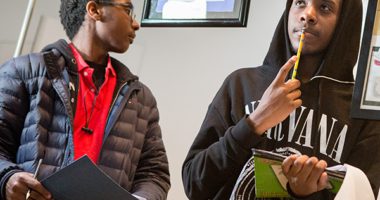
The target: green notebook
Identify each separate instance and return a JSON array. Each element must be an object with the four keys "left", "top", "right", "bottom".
[{"left": 253, "top": 149, "right": 345, "bottom": 198}]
